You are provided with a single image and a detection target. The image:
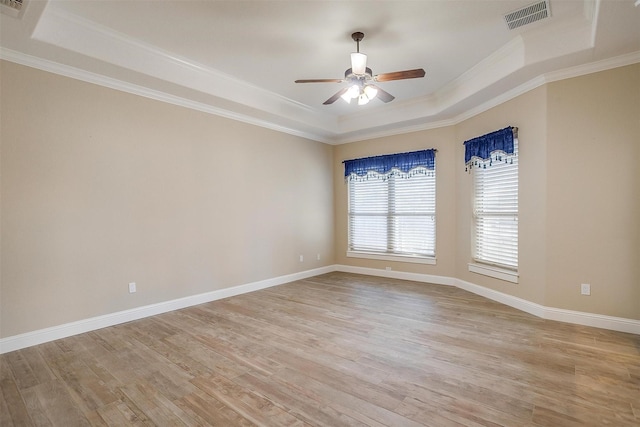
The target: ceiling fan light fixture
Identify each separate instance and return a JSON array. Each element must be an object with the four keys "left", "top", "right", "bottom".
[
  {"left": 341, "top": 84, "right": 360, "bottom": 103},
  {"left": 296, "top": 31, "right": 425, "bottom": 106},
  {"left": 364, "top": 85, "right": 378, "bottom": 99},
  {"left": 351, "top": 52, "right": 367, "bottom": 75}
]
